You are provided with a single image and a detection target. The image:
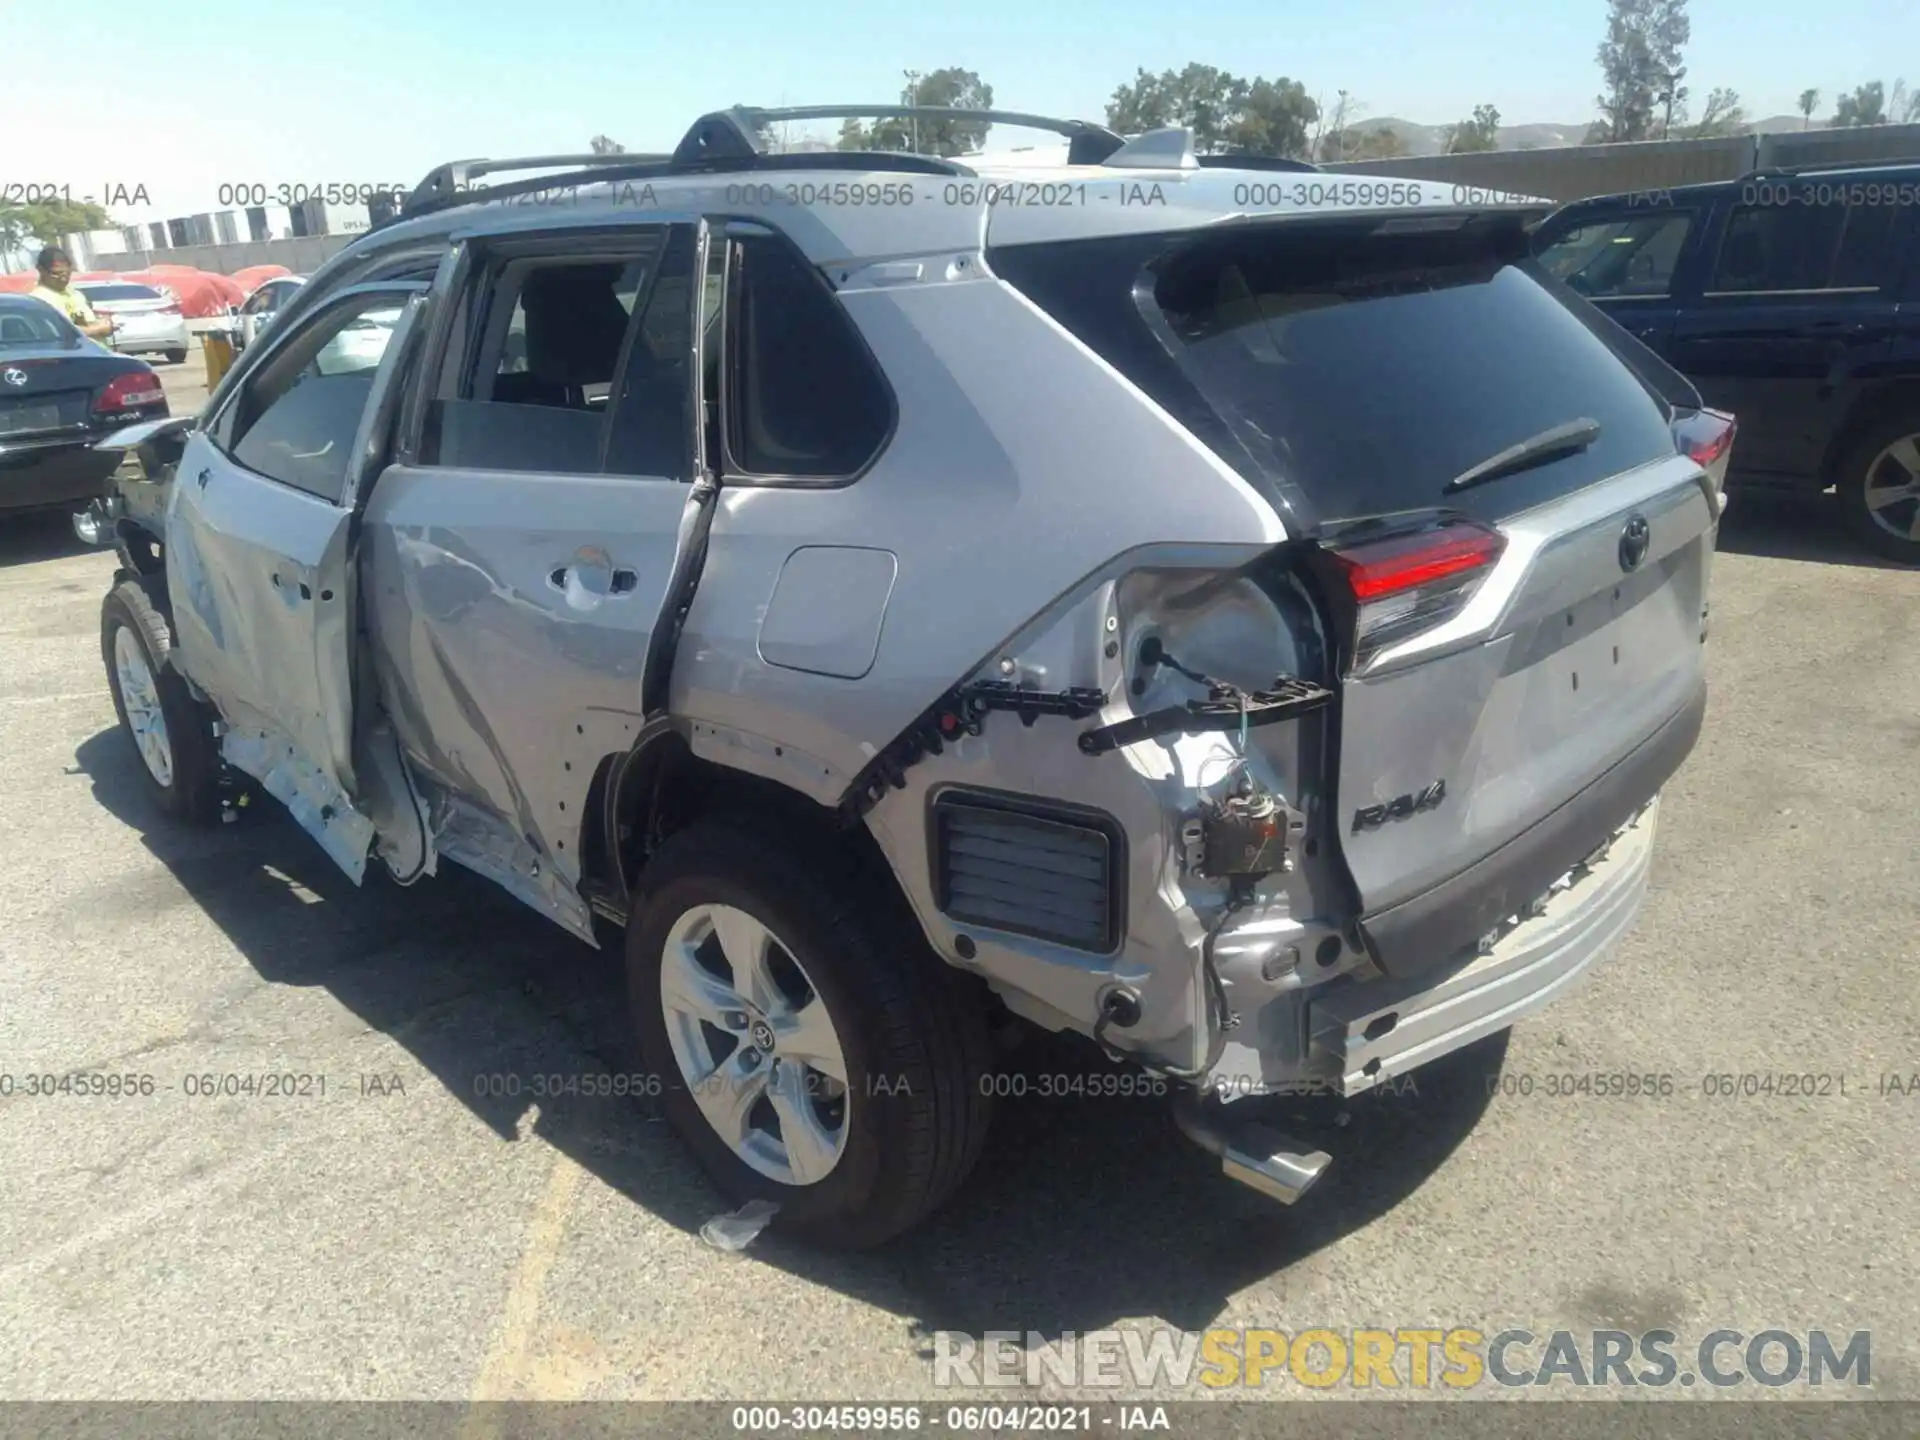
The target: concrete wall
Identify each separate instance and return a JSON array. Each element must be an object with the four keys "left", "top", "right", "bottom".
[
  {"left": 1321, "top": 123, "right": 1920, "bottom": 202},
  {"left": 81, "top": 234, "right": 358, "bottom": 277}
]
